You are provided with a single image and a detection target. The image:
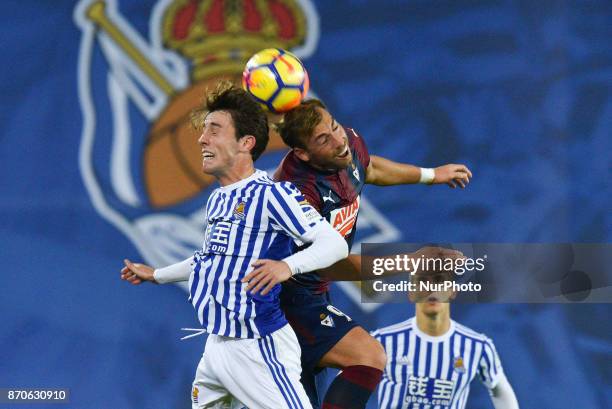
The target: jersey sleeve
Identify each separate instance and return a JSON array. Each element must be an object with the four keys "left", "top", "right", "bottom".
[
  {"left": 477, "top": 337, "right": 504, "bottom": 389},
  {"left": 370, "top": 329, "right": 382, "bottom": 344},
  {"left": 290, "top": 180, "right": 321, "bottom": 213},
  {"left": 266, "top": 181, "right": 326, "bottom": 242}
]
